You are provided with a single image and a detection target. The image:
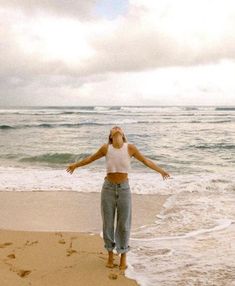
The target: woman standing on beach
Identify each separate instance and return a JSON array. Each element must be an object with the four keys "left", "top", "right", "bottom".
[{"left": 66, "top": 126, "right": 170, "bottom": 270}]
